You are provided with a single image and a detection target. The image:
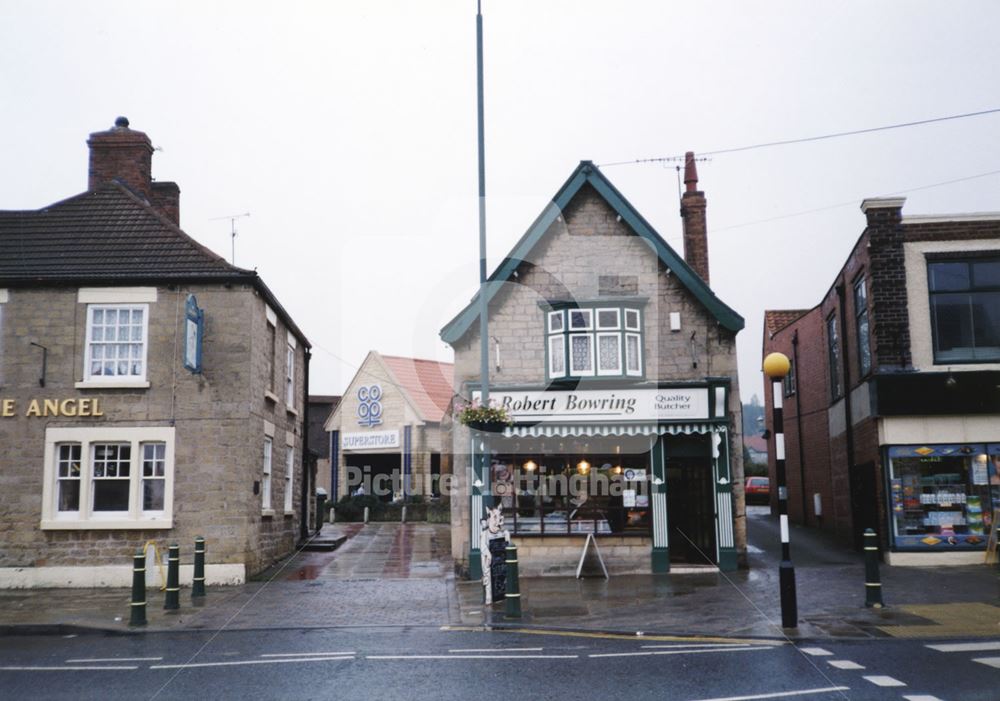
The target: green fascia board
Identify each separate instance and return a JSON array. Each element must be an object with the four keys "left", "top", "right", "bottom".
[{"left": 439, "top": 161, "right": 745, "bottom": 344}]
